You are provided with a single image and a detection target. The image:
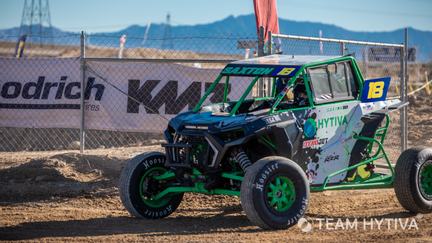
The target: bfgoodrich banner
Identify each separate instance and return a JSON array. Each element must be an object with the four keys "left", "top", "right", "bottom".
[{"left": 0, "top": 58, "right": 248, "bottom": 132}]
